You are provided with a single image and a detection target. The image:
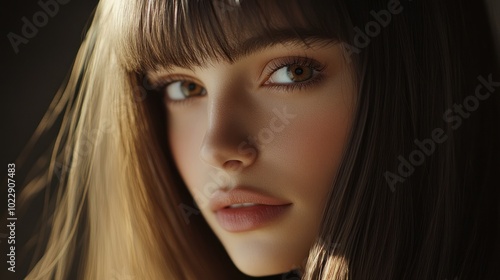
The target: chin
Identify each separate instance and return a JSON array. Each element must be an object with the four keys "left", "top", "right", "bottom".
[
  {"left": 228, "top": 242, "right": 307, "bottom": 277},
  {"left": 233, "top": 261, "right": 291, "bottom": 277}
]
